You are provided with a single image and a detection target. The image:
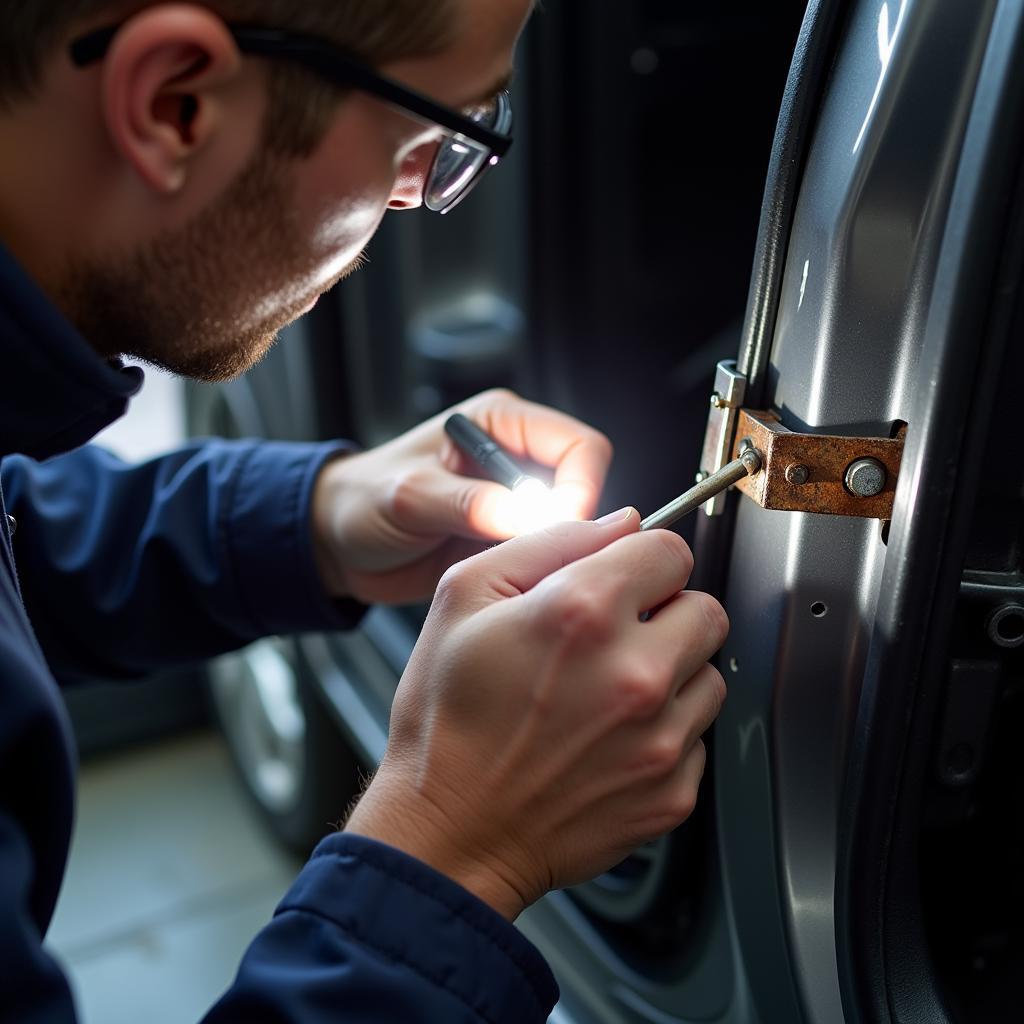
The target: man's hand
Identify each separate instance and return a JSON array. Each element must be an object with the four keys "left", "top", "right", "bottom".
[
  {"left": 344, "top": 510, "right": 728, "bottom": 919},
  {"left": 311, "top": 389, "right": 613, "bottom": 605}
]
